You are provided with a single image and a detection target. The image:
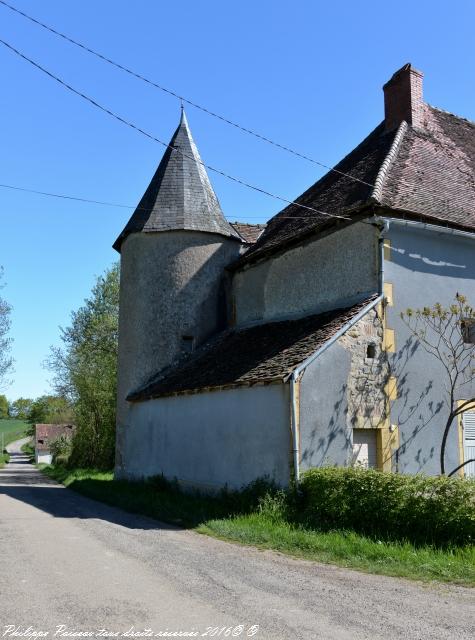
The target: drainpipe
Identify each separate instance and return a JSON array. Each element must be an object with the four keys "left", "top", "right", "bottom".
[
  {"left": 377, "top": 217, "right": 390, "bottom": 295},
  {"left": 287, "top": 215, "right": 390, "bottom": 486},
  {"left": 290, "top": 371, "right": 300, "bottom": 484}
]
